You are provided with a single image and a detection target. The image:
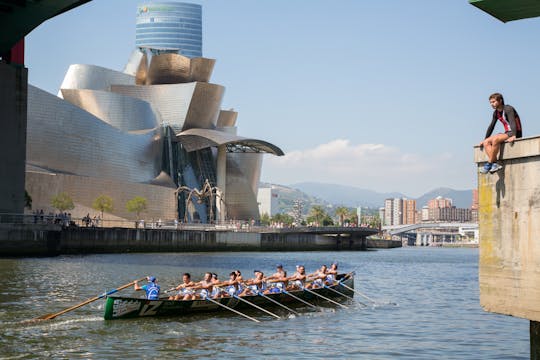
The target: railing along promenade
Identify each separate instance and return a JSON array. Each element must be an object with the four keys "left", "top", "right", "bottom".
[{"left": 0, "top": 213, "right": 380, "bottom": 234}]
